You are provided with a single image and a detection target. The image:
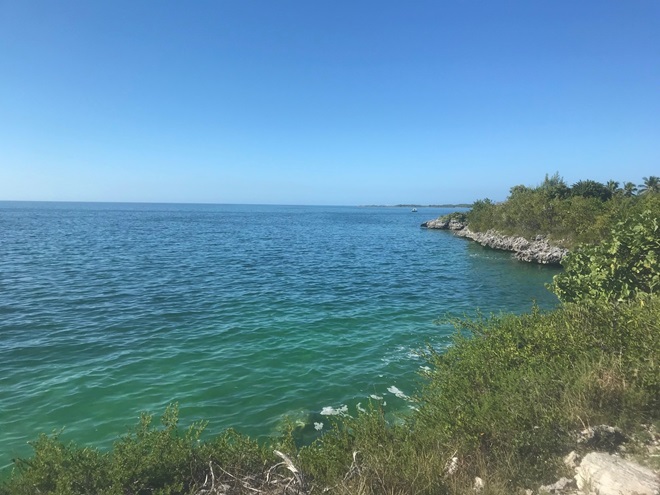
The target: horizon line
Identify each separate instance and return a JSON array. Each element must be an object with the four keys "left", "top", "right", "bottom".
[{"left": 0, "top": 199, "right": 471, "bottom": 208}]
